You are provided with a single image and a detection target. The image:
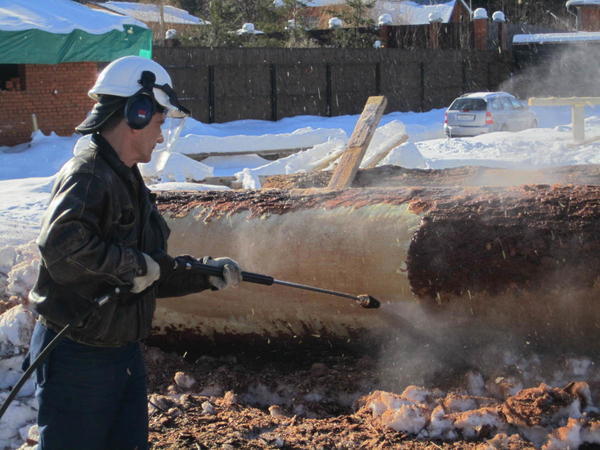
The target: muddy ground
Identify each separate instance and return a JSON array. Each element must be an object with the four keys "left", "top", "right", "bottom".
[{"left": 144, "top": 343, "right": 600, "bottom": 449}]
